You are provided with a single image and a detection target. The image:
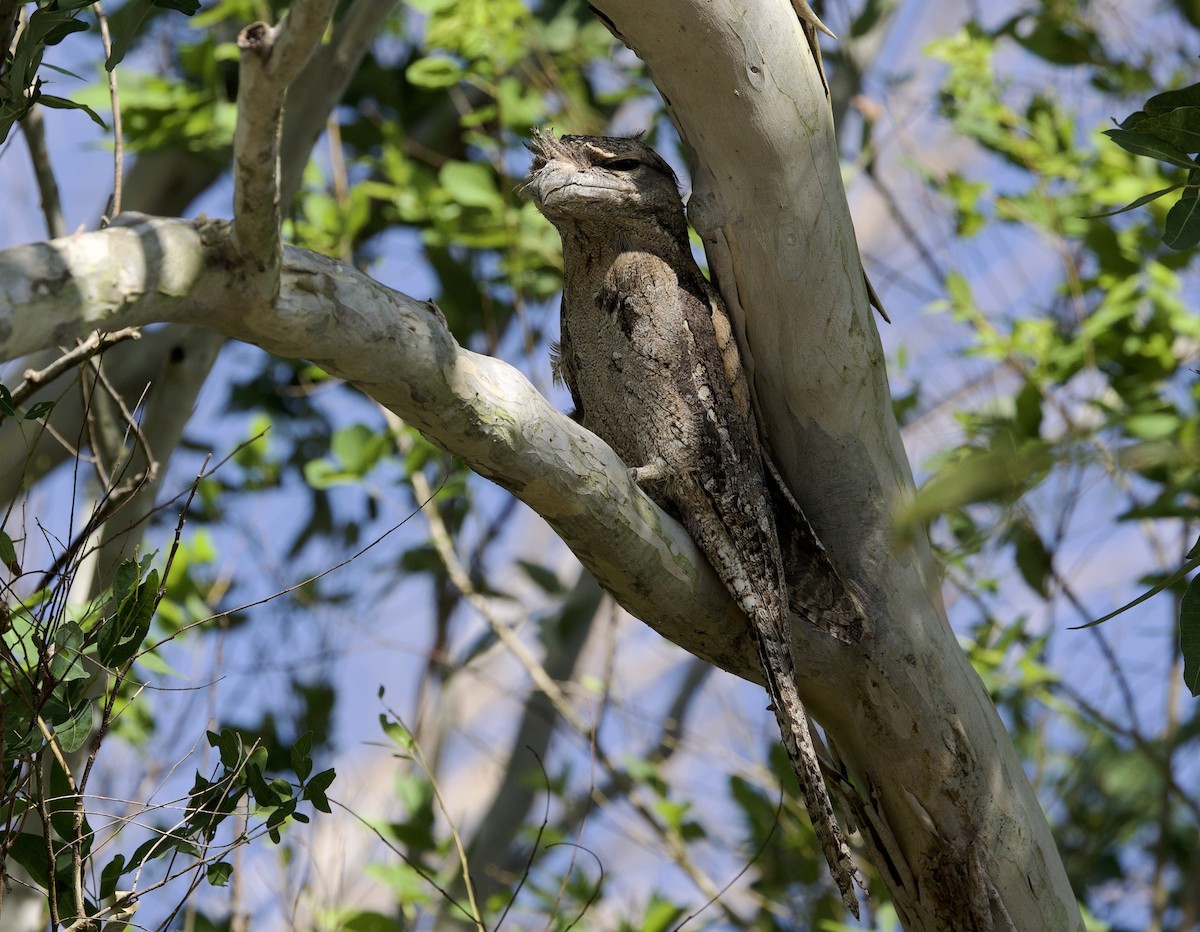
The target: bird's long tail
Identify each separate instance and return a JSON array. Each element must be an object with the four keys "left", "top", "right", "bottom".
[{"left": 752, "top": 622, "right": 864, "bottom": 917}]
